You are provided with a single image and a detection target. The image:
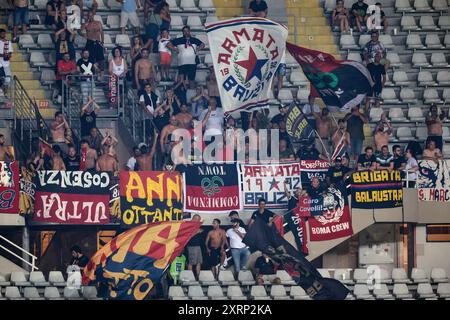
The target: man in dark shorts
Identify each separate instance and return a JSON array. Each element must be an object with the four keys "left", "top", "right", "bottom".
[
  {"left": 186, "top": 214, "right": 204, "bottom": 279},
  {"left": 168, "top": 26, "right": 205, "bottom": 87},
  {"left": 365, "top": 52, "right": 386, "bottom": 111},
  {"left": 81, "top": 10, "right": 105, "bottom": 67},
  {"left": 205, "top": 218, "right": 227, "bottom": 278}
]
